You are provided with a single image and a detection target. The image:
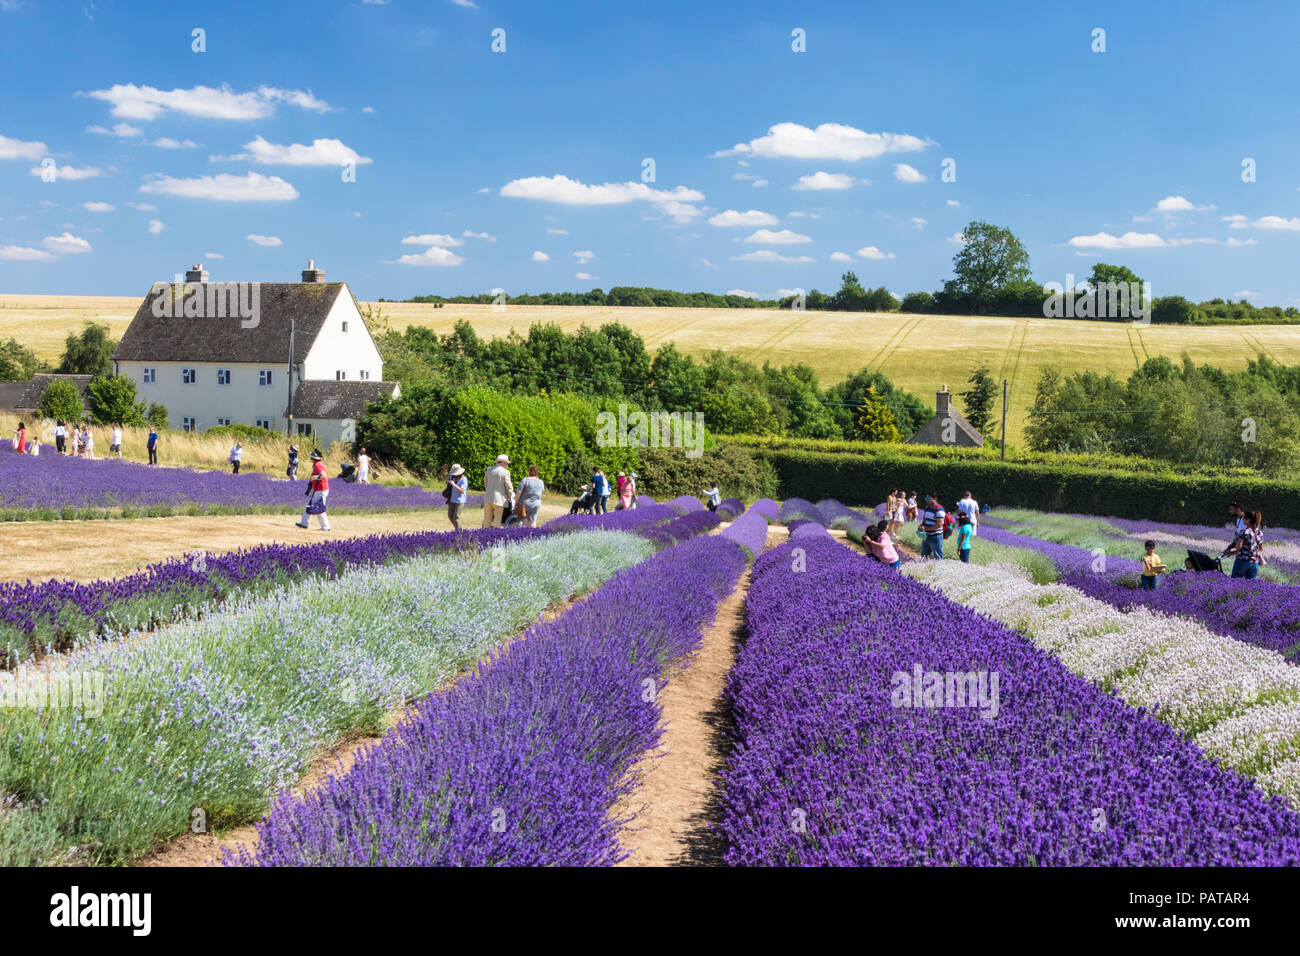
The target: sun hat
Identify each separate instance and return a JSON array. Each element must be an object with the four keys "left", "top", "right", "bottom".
[
  {"left": 450, "top": 463, "right": 465, "bottom": 476},
  {"left": 496, "top": 454, "right": 510, "bottom": 463},
  {"left": 310, "top": 449, "right": 323, "bottom": 460},
  {"left": 617, "top": 471, "right": 626, "bottom": 477},
  {"left": 630, "top": 472, "right": 638, "bottom": 478}
]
